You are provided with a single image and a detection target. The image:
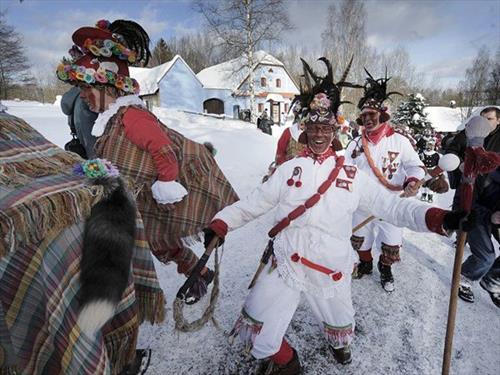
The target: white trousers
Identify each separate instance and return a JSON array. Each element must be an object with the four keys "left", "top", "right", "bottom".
[
  {"left": 233, "top": 264, "right": 355, "bottom": 359},
  {"left": 353, "top": 211, "right": 403, "bottom": 250}
]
